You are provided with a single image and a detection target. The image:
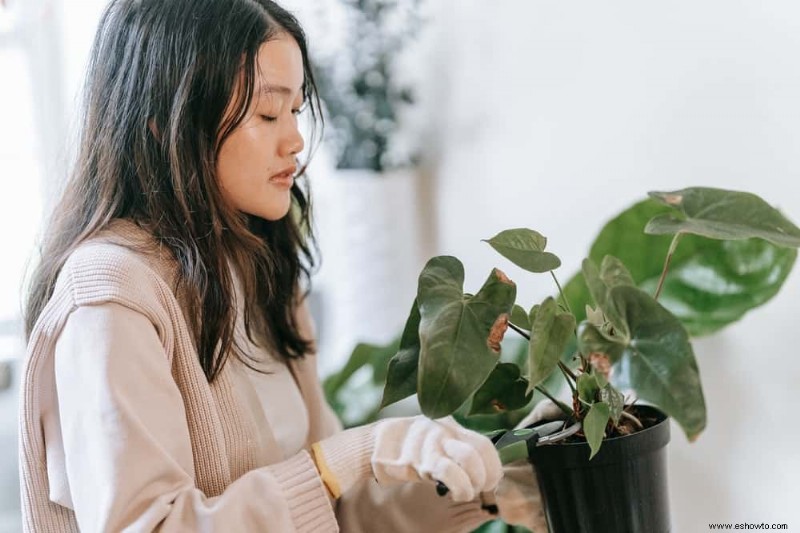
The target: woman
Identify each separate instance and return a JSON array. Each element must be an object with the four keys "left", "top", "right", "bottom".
[{"left": 20, "top": 0, "right": 545, "bottom": 531}]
